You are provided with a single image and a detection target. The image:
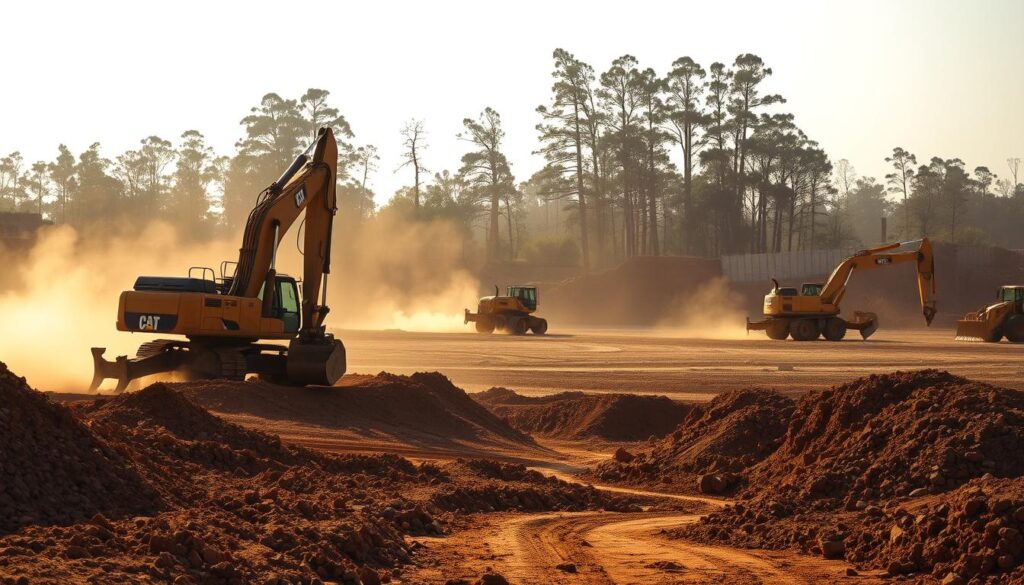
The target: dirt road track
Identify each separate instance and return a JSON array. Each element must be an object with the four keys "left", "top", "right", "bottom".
[{"left": 410, "top": 509, "right": 881, "bottom": 584}]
